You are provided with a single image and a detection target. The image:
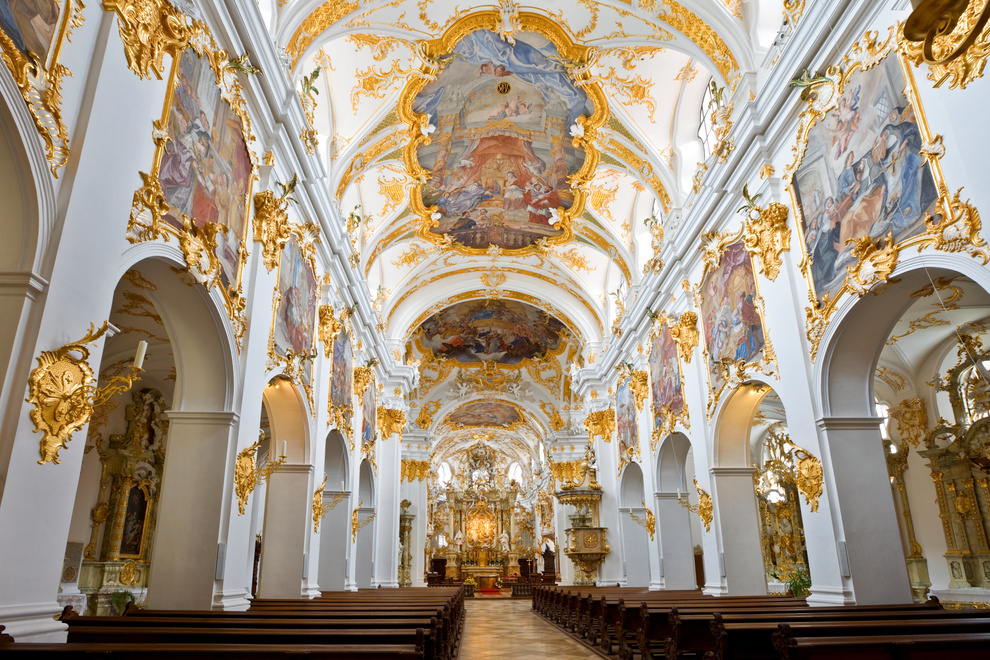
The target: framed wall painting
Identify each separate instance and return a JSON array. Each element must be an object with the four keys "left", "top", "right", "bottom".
[
  {"left": 649, "top": 320, "right": 689, "bottom": 452},
  {"left": 328, "top": 320, "right": 353, "bottom": 442},
  {"left": 785, "top": 28, "right": 988, "bottom": 359},
  {"left": 616, "top": 375, "right": 639, "bottom": 476},
  {"left": 0, "top": 0, "right": 84, "bottom": 176},
  {"left": 696, "top": 235, "right": 776, "bottom": 417},
  {"left": 127, "top": 43, "right": 257, "bottom": 348},
  {"left": 360, "top": 378, "right": 376, "bottom": 470}
]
